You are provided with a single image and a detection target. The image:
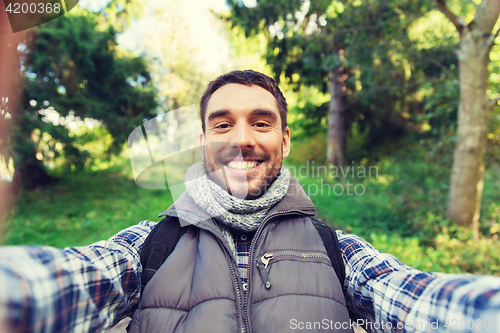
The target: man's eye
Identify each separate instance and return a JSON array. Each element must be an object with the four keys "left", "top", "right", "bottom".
[
  {"left": 254, "top": 122, "right": 269, "bottom": 128},
  {"left": 215, "top": 124, "right": 231, "bottom": 129}
]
